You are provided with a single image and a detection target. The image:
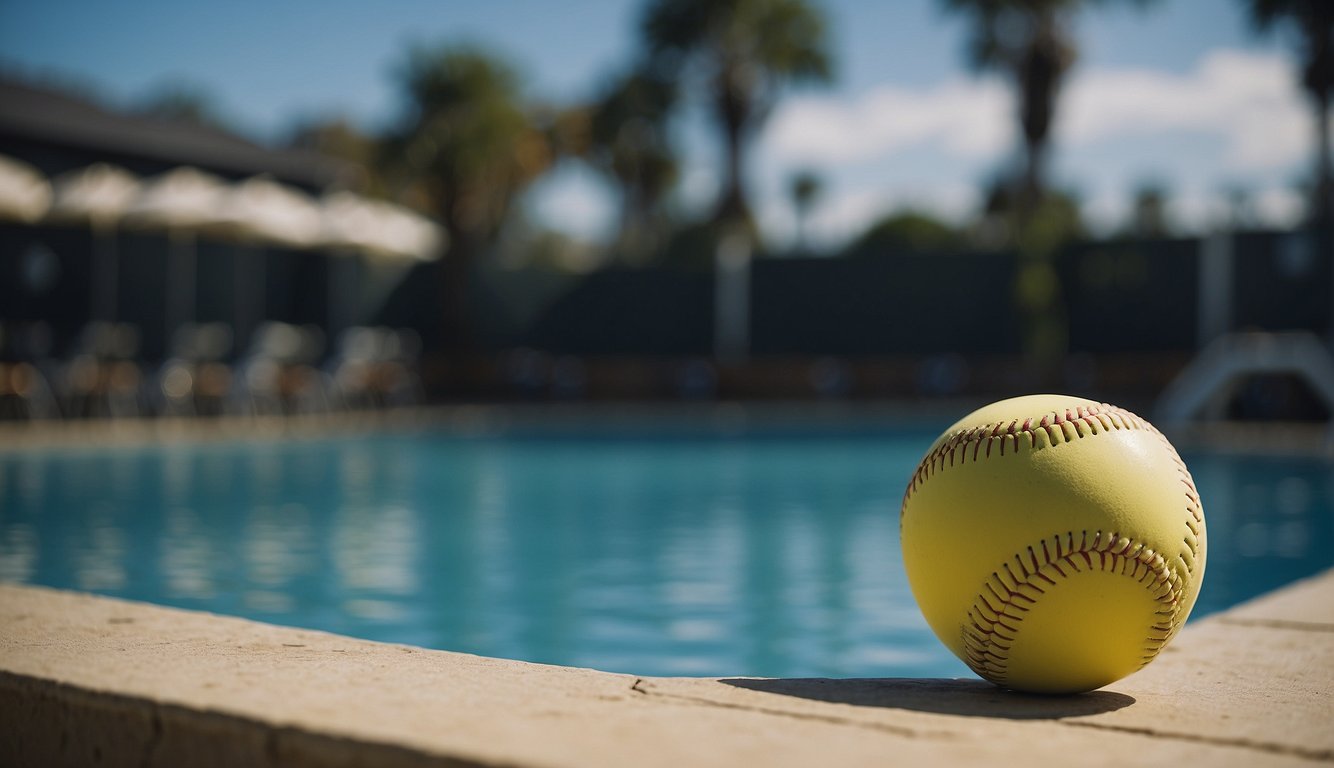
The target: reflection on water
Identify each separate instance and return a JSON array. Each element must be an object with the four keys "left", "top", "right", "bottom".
[
  {"left": 0, "top": 524, "right": 36, "bottom": 582},
  {"left": 1, "top": 431, "right": 1331, "bottom": 679},
  {"left": 73, "top": 517, "right": 127, "bottom": 592},
  {"left": 1187, "top": 453, "right": 1334, "bottom": 613},
  {"left": 163, "top": 506, "right": 217, "bottom": 599}
]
